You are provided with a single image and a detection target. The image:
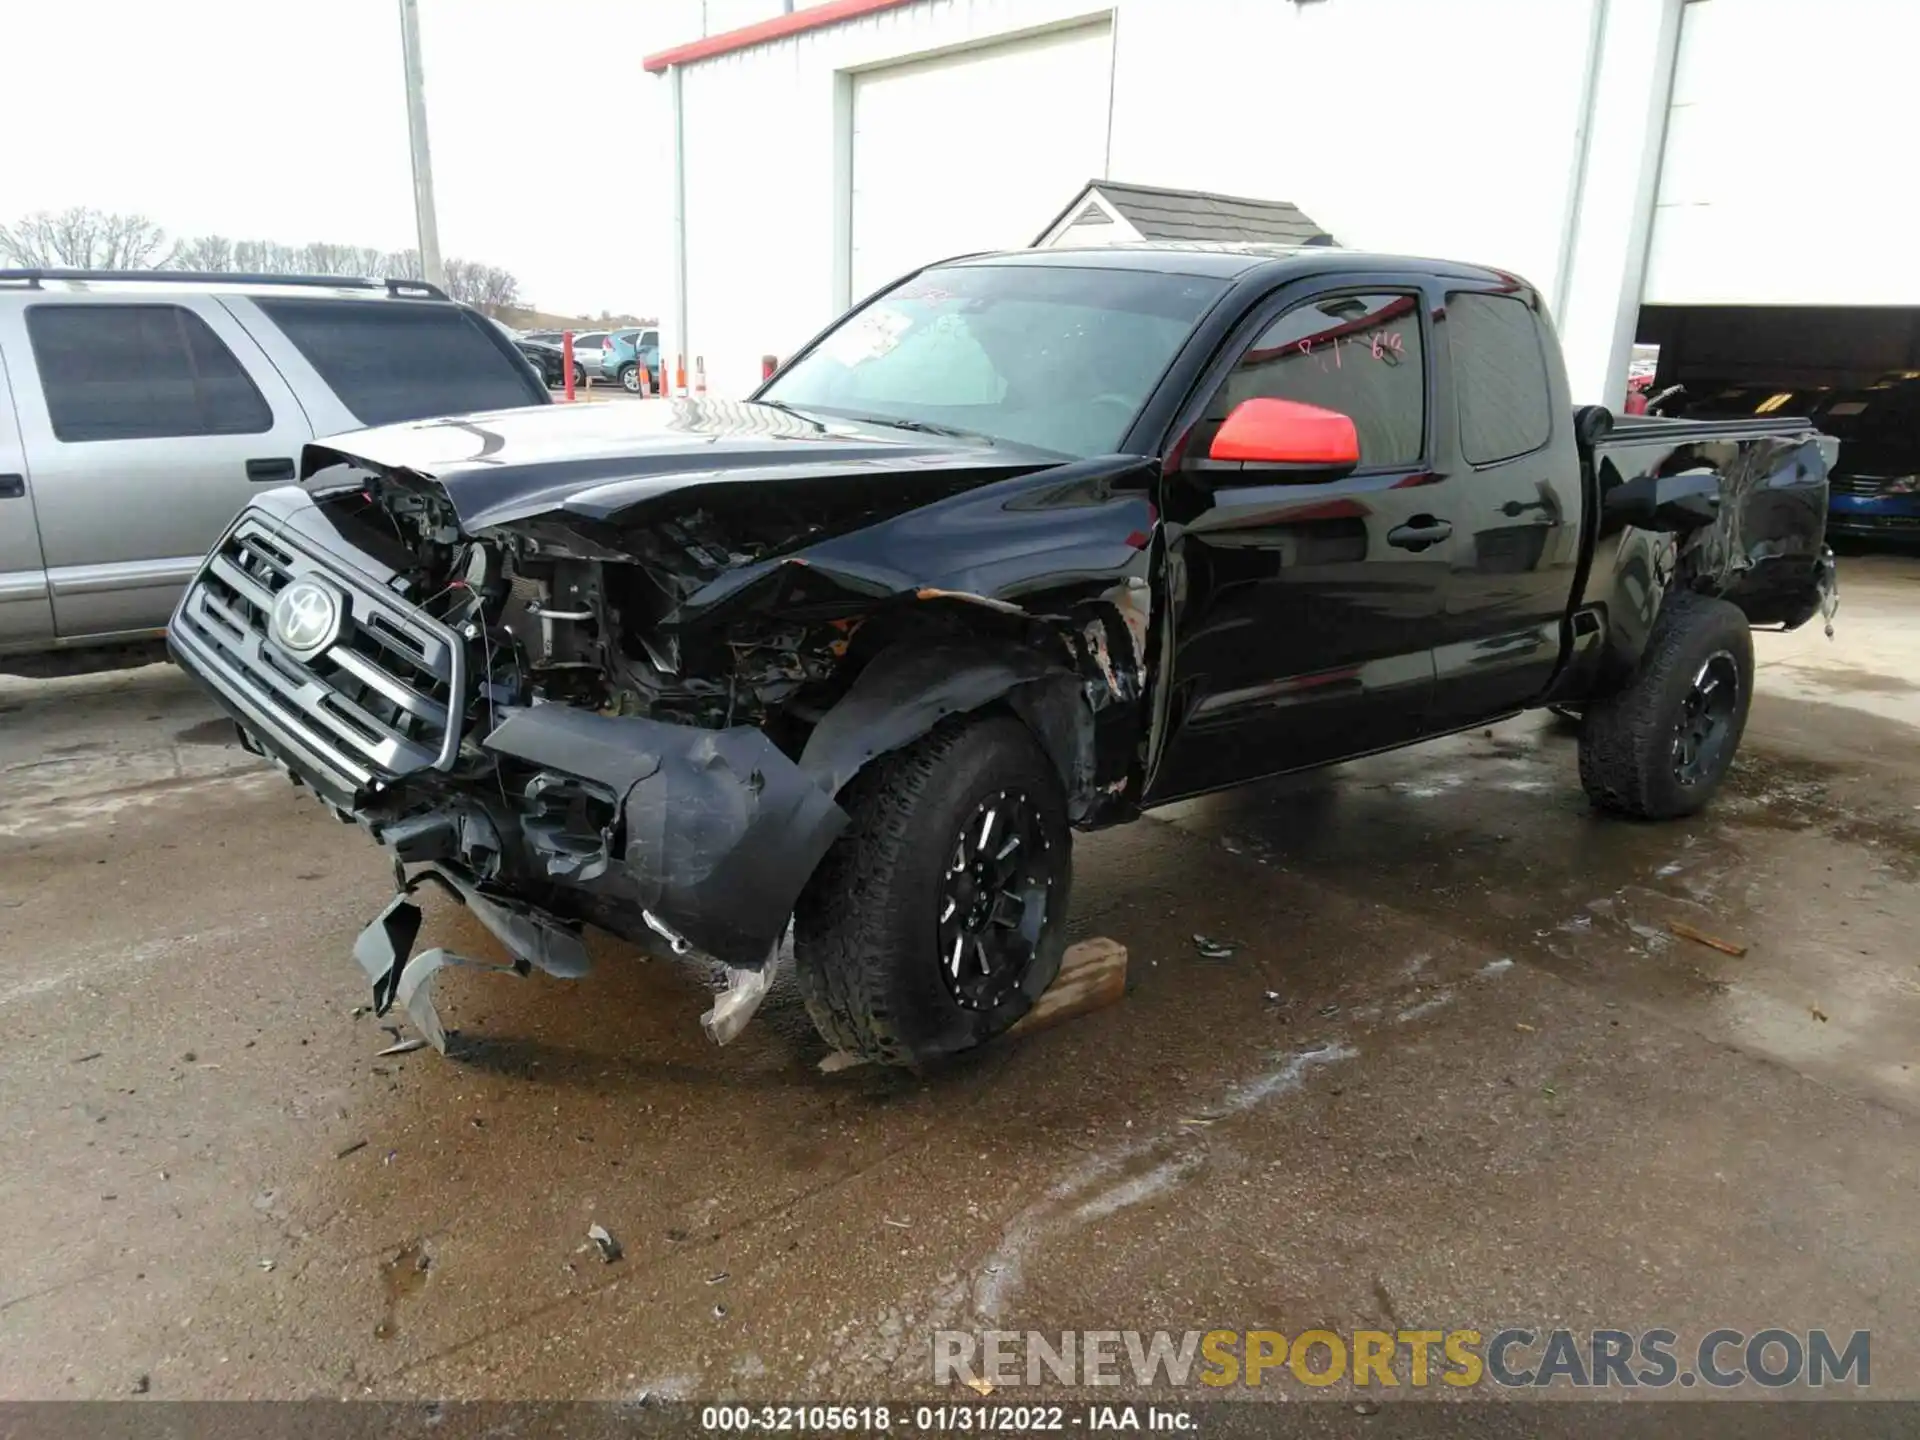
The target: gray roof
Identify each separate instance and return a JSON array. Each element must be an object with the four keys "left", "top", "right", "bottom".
[{"left": 1037, "top": 181, "right": 1333, "bottom": 247}]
